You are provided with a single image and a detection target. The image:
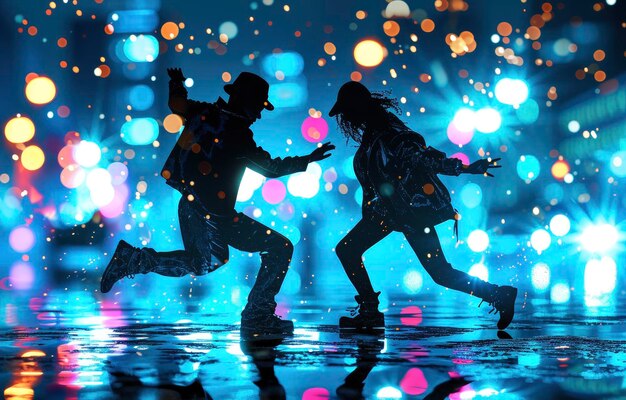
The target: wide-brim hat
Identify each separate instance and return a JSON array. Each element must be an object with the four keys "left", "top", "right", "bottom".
[
  {"left": 224, "top": 72, "right": 274, "bottom": 111},
  {"left": 329, "top": 81, "right": 373, "bottom": 117}
]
